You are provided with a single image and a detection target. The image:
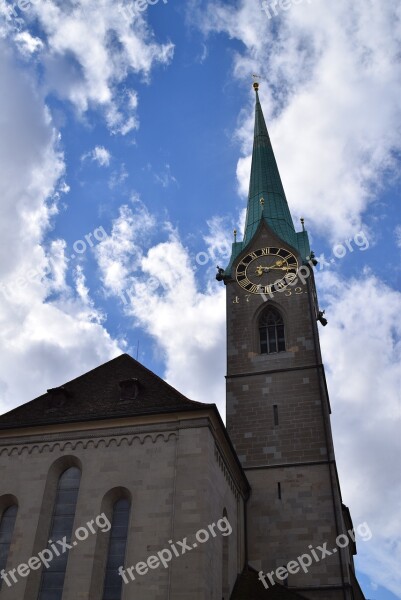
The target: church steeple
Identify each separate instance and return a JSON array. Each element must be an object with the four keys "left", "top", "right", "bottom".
[
  {"left": 219, "top": 82, "right": 365, "bottom": 600},
  {"left": 244, "top": 82, "right": 296, "bottom": 246},
  {"left": 223, "top": 83, "right": 310, "bottom": 277}
]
